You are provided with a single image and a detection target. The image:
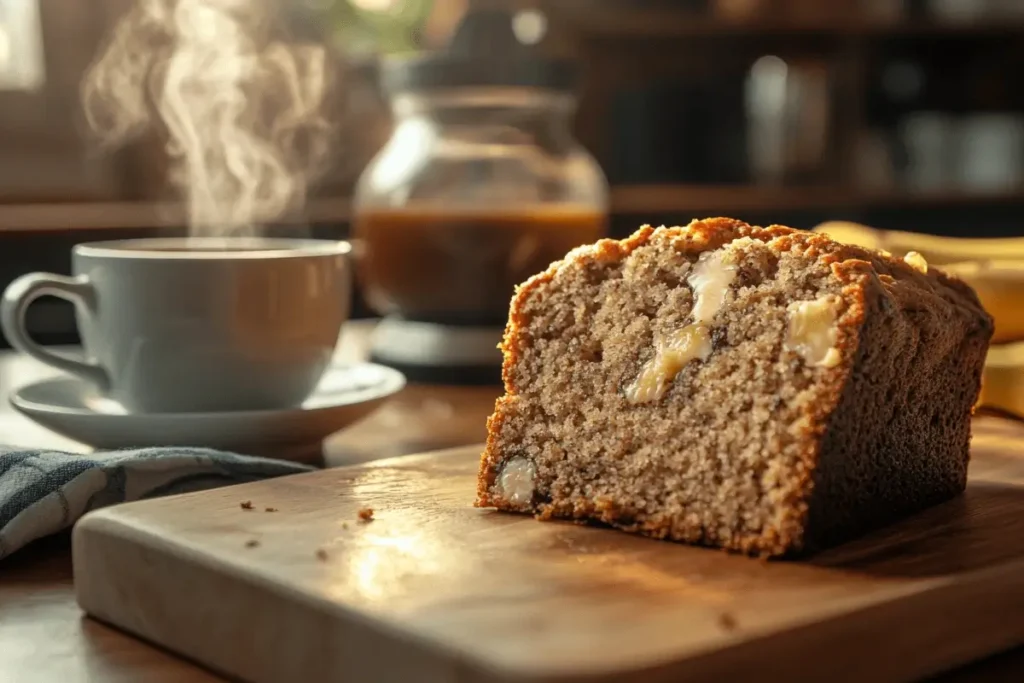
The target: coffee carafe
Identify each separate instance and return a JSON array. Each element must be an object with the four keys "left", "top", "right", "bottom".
[{"left": 353, "top": 5, "right": 608, "bottom": 384}]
